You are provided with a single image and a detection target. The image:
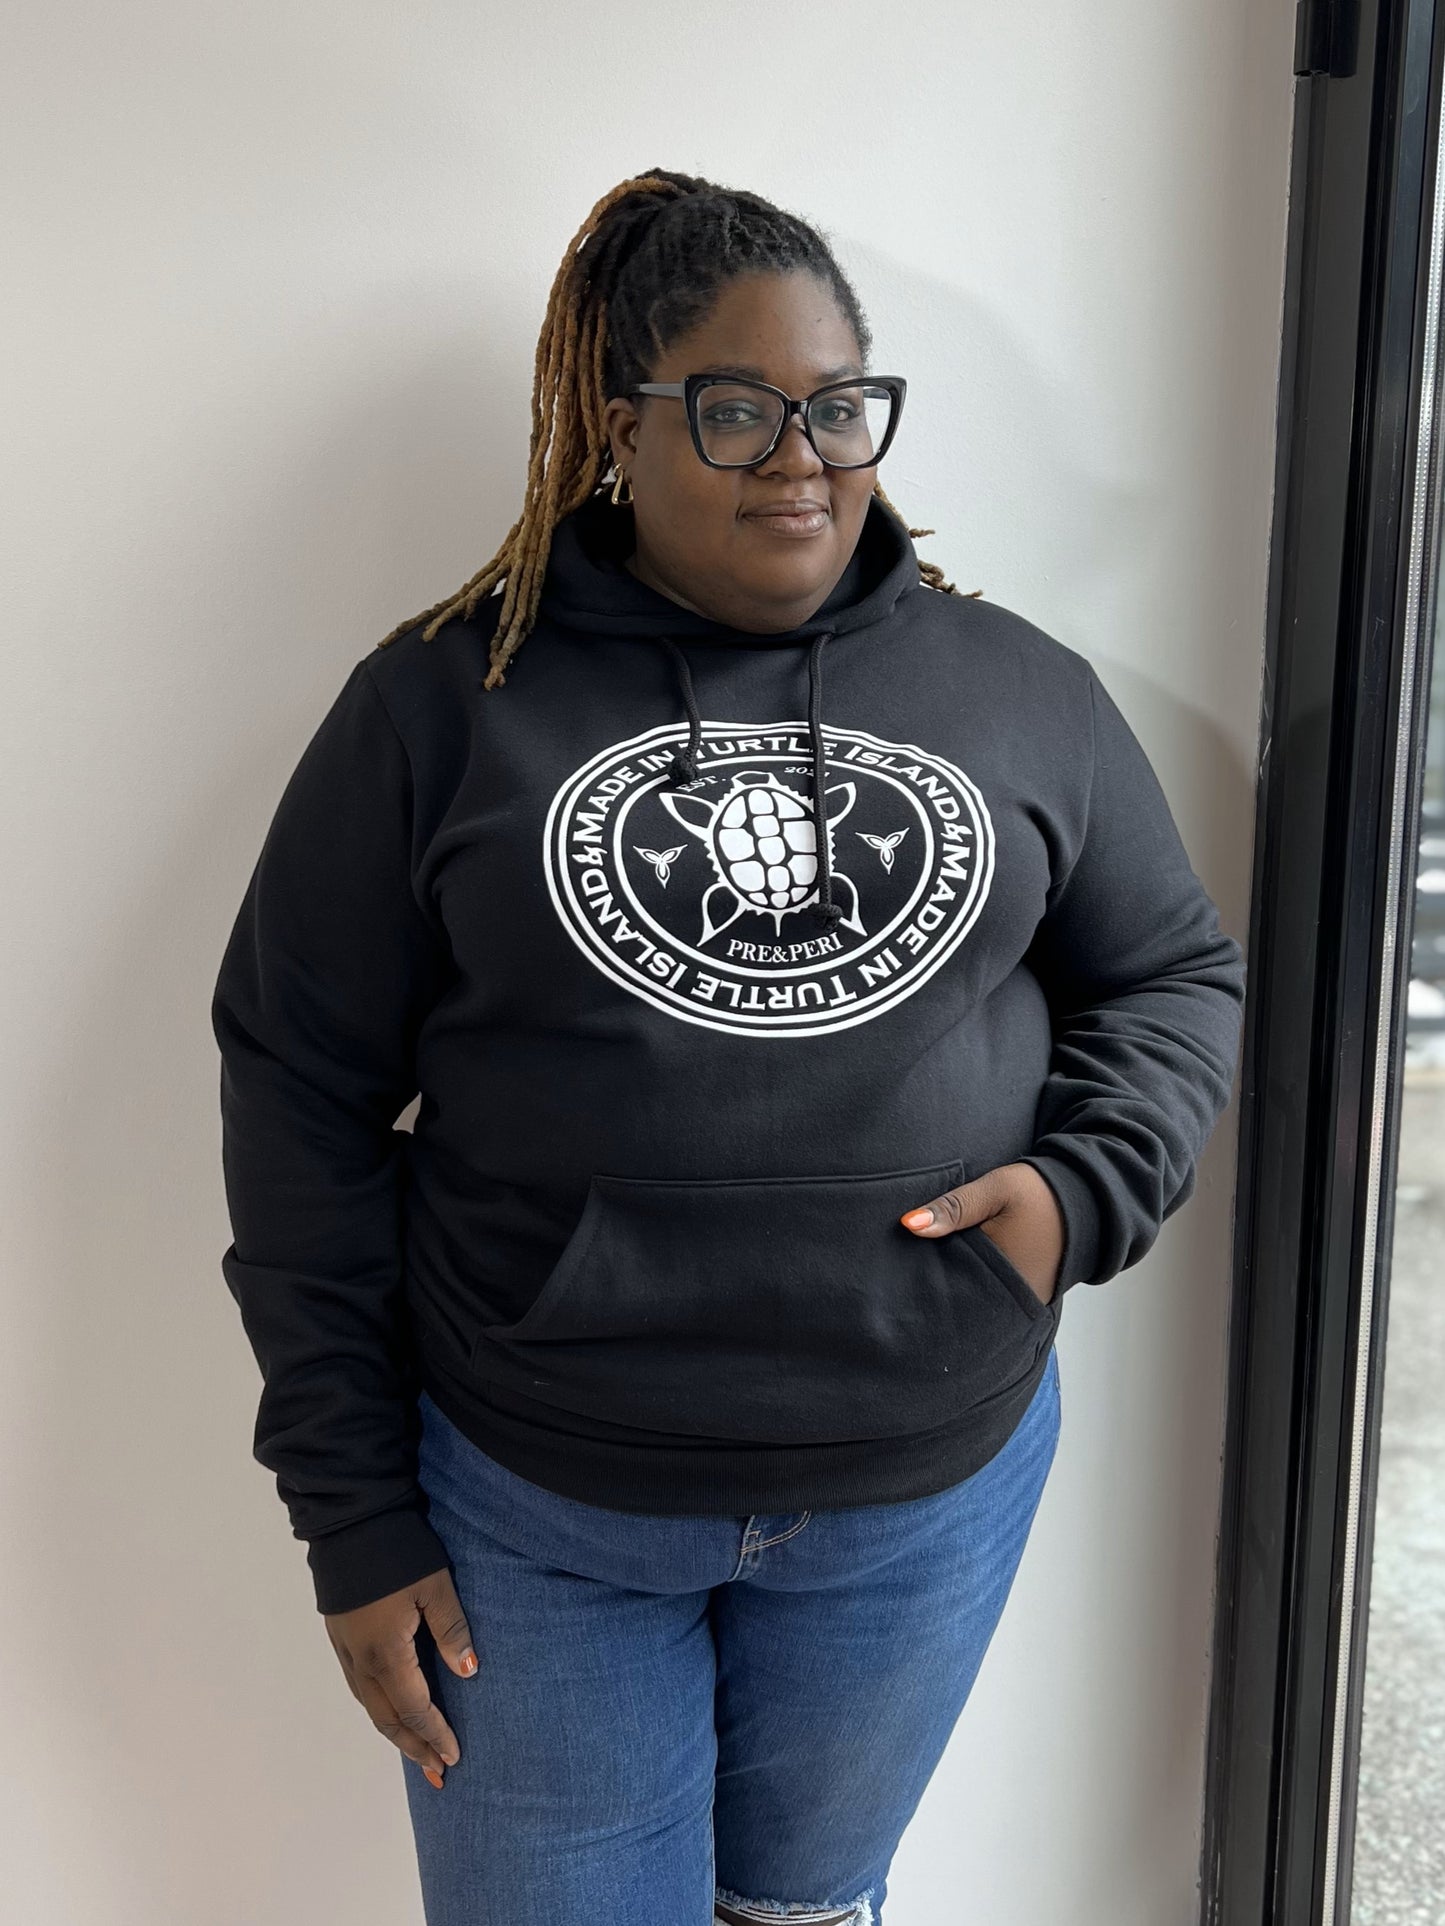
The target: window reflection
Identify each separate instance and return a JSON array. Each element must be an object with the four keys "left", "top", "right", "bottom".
[{"left": 1352, "top": 597, "right": 1445, "bottom": 1921}]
